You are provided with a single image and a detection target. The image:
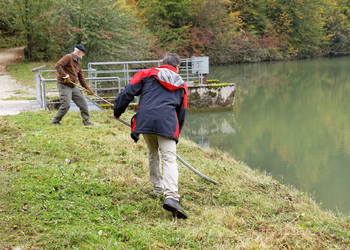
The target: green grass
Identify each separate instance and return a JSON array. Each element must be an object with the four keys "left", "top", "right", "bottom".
[
  {"left": 3, "top": 96, "right": 36, "bottom": 101},
  {"left": 3, "top": 89, "right": 36, "bottom": 101},
  {"left": 1, "top": 110, "right": 350, "bottom": 249},
  {"left": 7, "top": 62, "right": 56, "bottom": 88}
]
